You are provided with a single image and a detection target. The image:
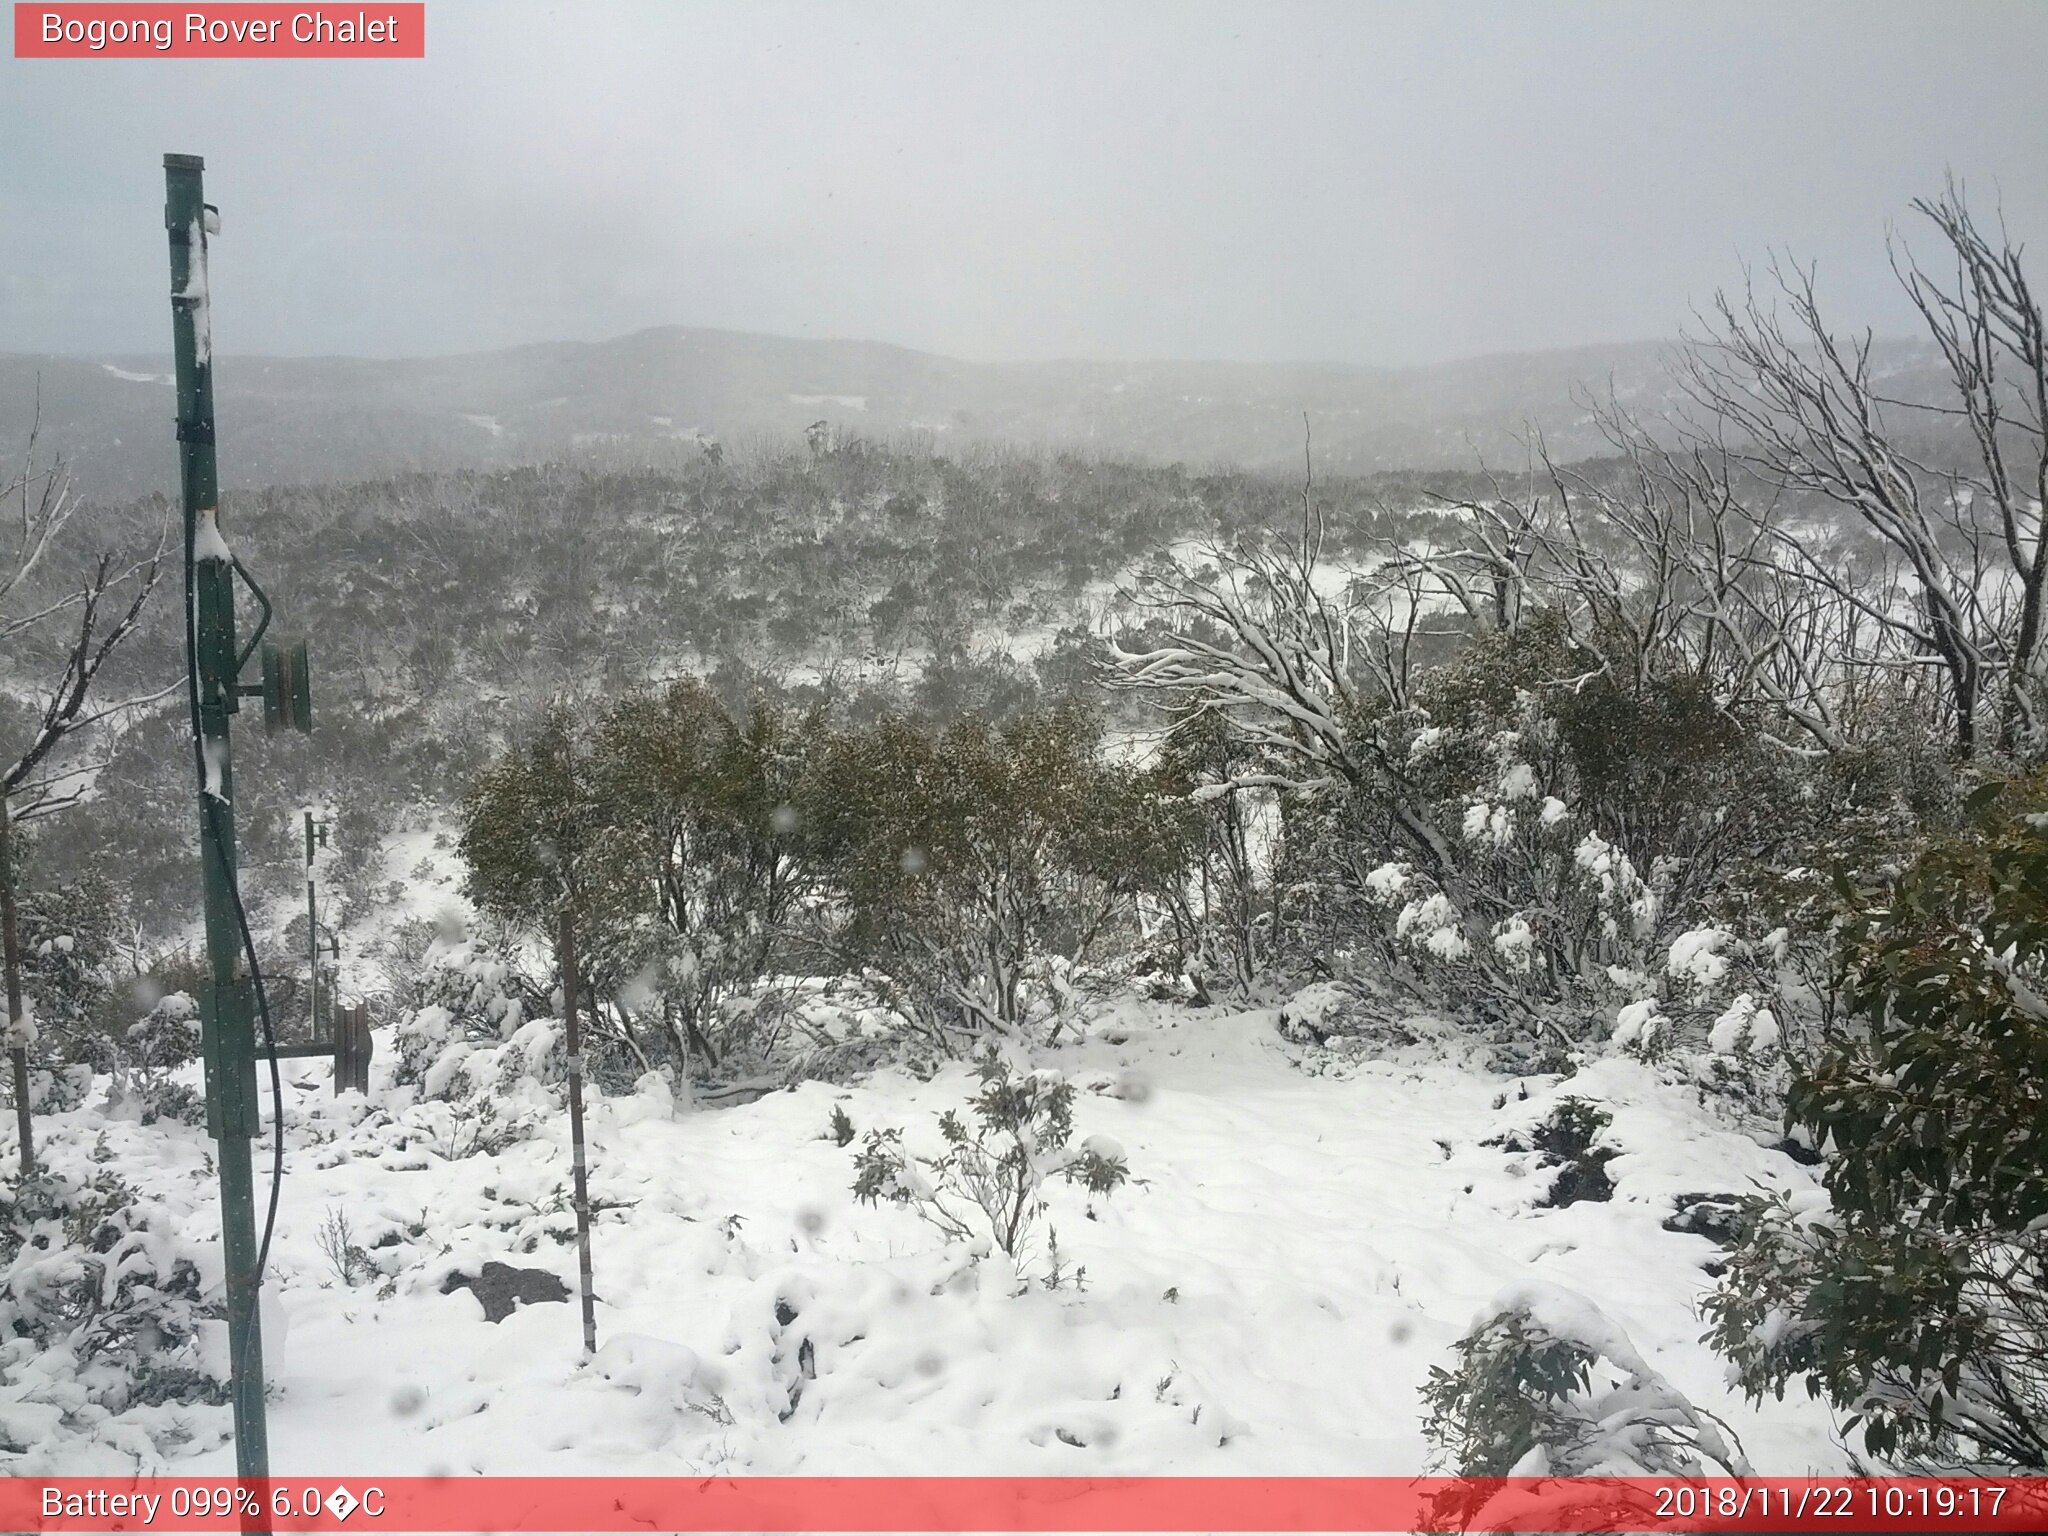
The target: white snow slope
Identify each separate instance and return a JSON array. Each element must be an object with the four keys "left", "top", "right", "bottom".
[{"left": 8, "top": 1003, "right": 1846, "bottom": 1478}]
